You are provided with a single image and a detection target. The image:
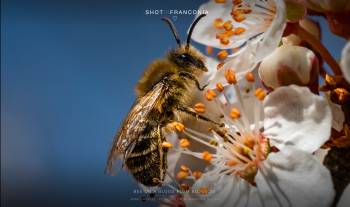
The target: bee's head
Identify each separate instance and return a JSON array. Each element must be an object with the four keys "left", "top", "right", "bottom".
[
  {"left": 168, "top": 45, "right": 207, "bottom": 72},
  {"left": 162, "top": 14, "right": 208, "bottom": 73}
]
